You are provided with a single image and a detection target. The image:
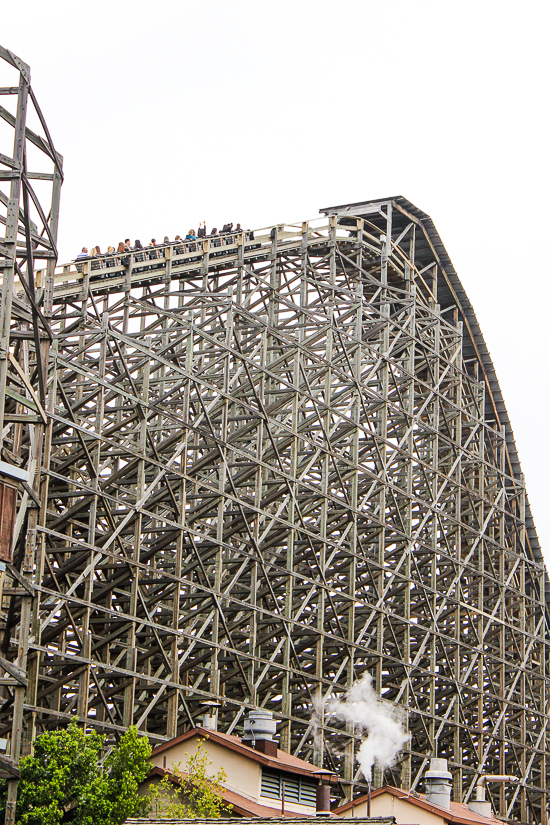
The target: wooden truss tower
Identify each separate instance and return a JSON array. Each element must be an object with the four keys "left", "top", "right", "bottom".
[
  {"left": 0, "top": 49, "right": 549, "bottom": 825},
  {"left": 0, "top": 45, "right": 62, "bottom": 824}
]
